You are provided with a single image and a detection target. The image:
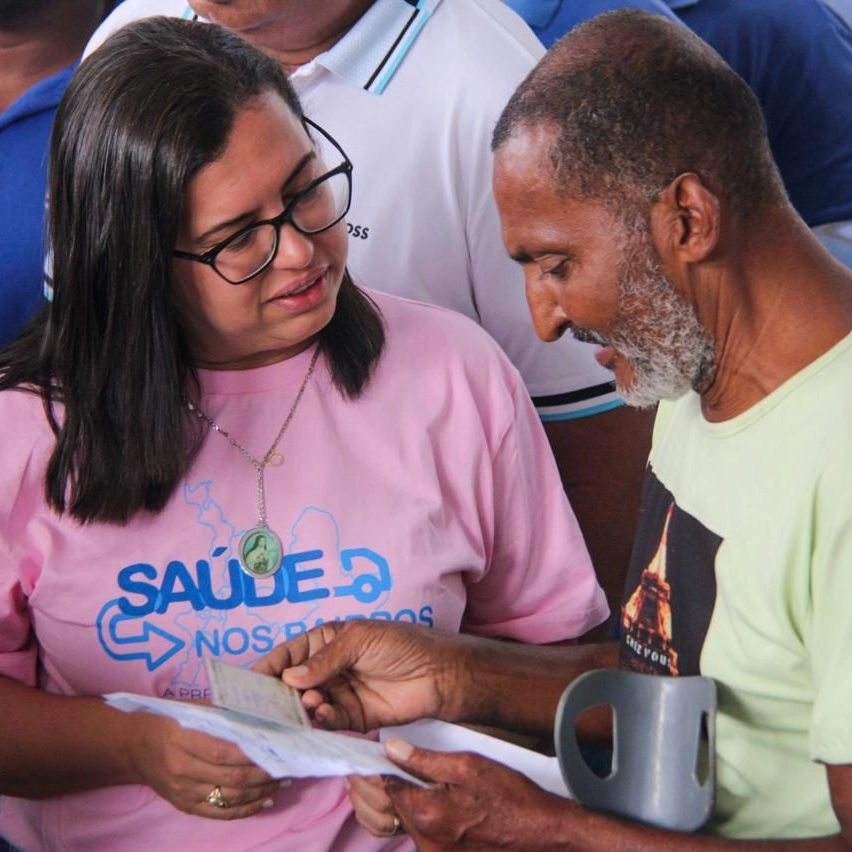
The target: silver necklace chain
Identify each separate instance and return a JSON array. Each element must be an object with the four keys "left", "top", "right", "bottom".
[{"left": 187, "top": 347, "right": 321, "bottom": 526}]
